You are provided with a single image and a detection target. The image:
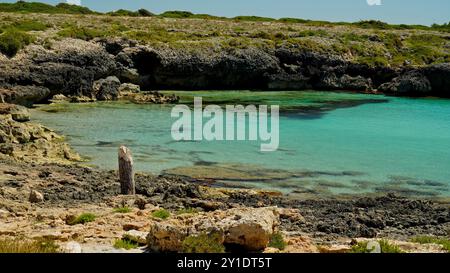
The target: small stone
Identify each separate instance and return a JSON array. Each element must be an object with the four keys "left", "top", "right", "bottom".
[
  {"left": 119, "top": 83, "right": 140, "bottom": 93},
  {"left": 64, "top": 241, "right": 82, "bottom": 253},
  {"left": 50, "top": 94, "right": 69, "bottom": 103},
  {"left": 29, "top": 190, "right": 44, "bottom": 203},
  {"left": 123, "top": 222, "right": 147, "bottom": 231},
  {"left": 123, "top": 230, "right": 147, "bottom": 245},
  {"left": 367, "top": 241, "right": 381, "bottom": 253},
  {"left": 0, "top": 209, "right": 10, "bottom": 219}
]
